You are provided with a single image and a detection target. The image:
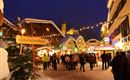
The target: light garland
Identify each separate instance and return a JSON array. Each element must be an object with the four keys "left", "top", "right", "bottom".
[
  {"left": 78, "top": 13, "right": 130, "bottom": 32},
  {"left": 40, "top": 33, "right": 61, "bottom": 38},
  {"left": 39, "top": 13, "right": 130, "bottom": 38}
]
